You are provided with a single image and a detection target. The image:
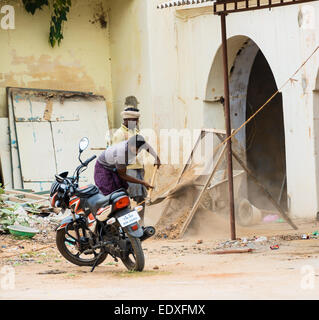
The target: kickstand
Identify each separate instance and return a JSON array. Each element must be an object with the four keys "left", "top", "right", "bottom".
[{"left": 90, "top": 252, "right": 103, "bottom": 272}]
